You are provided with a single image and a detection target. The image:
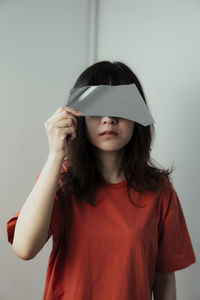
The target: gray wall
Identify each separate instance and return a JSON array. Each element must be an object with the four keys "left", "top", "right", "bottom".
[
  {"left": 1, "top": 0, "right": 199, "bottom": 299},
  {"left": 0, "top": 1, "right": 91, "bottom": 299},
  {"left": 97, "top": 0, "right": 199, "bottom": 299}
]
